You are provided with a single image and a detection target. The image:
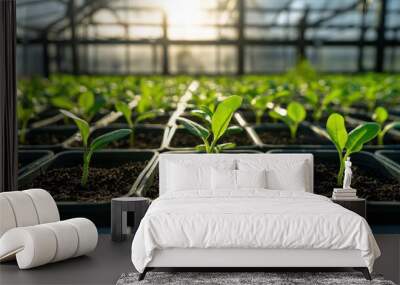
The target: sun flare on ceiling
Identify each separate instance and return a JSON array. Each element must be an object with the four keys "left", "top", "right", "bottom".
[{"left": 160, "top": 0, "right": 225, "bottom": 40}]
